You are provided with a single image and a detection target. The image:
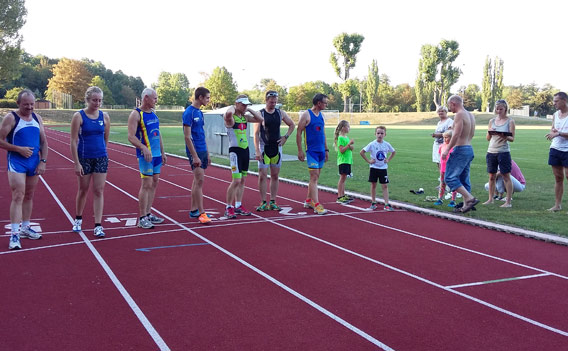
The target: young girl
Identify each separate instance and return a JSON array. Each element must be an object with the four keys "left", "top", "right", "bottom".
[
  {"left": 435, "top": 130, "right": 457, "bottom": 207},
  {"left": 334, "top": 120, "right": 354, "bottom": 204},
  {"left": 360, "top": 126, "right": 396, "bottom": 211}
]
